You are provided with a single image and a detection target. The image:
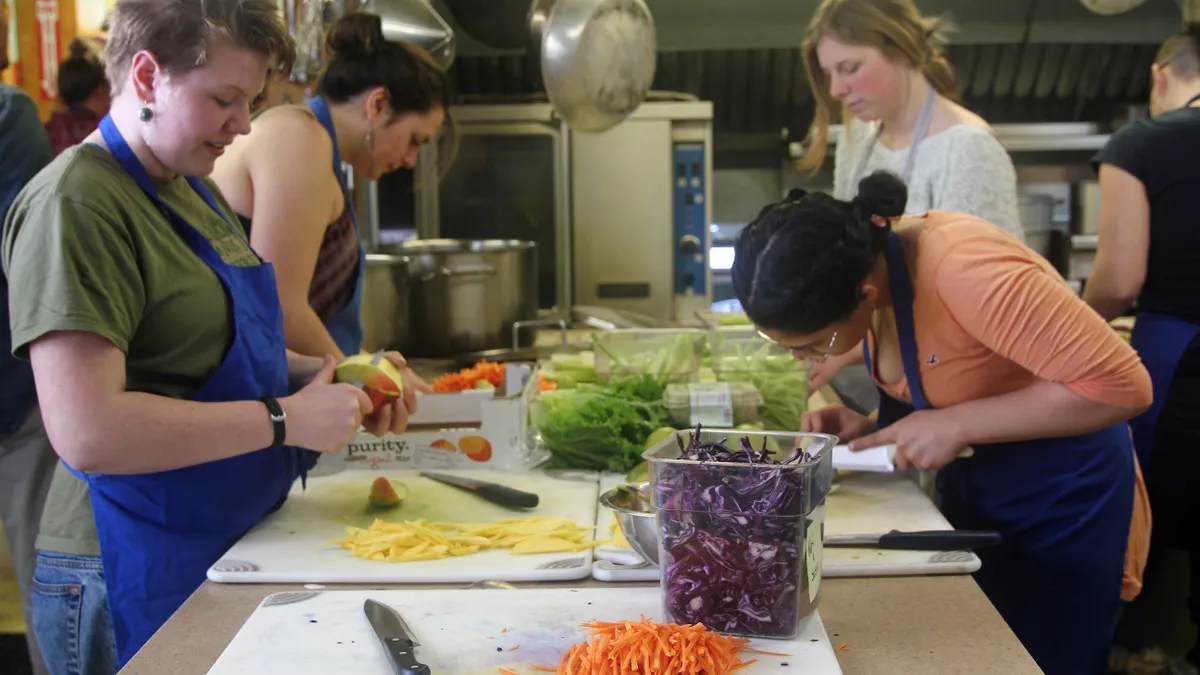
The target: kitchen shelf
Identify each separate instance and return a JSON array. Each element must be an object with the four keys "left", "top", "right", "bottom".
[{"left": 788, "top": 122, "right": 1111, "bottom": 157}]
